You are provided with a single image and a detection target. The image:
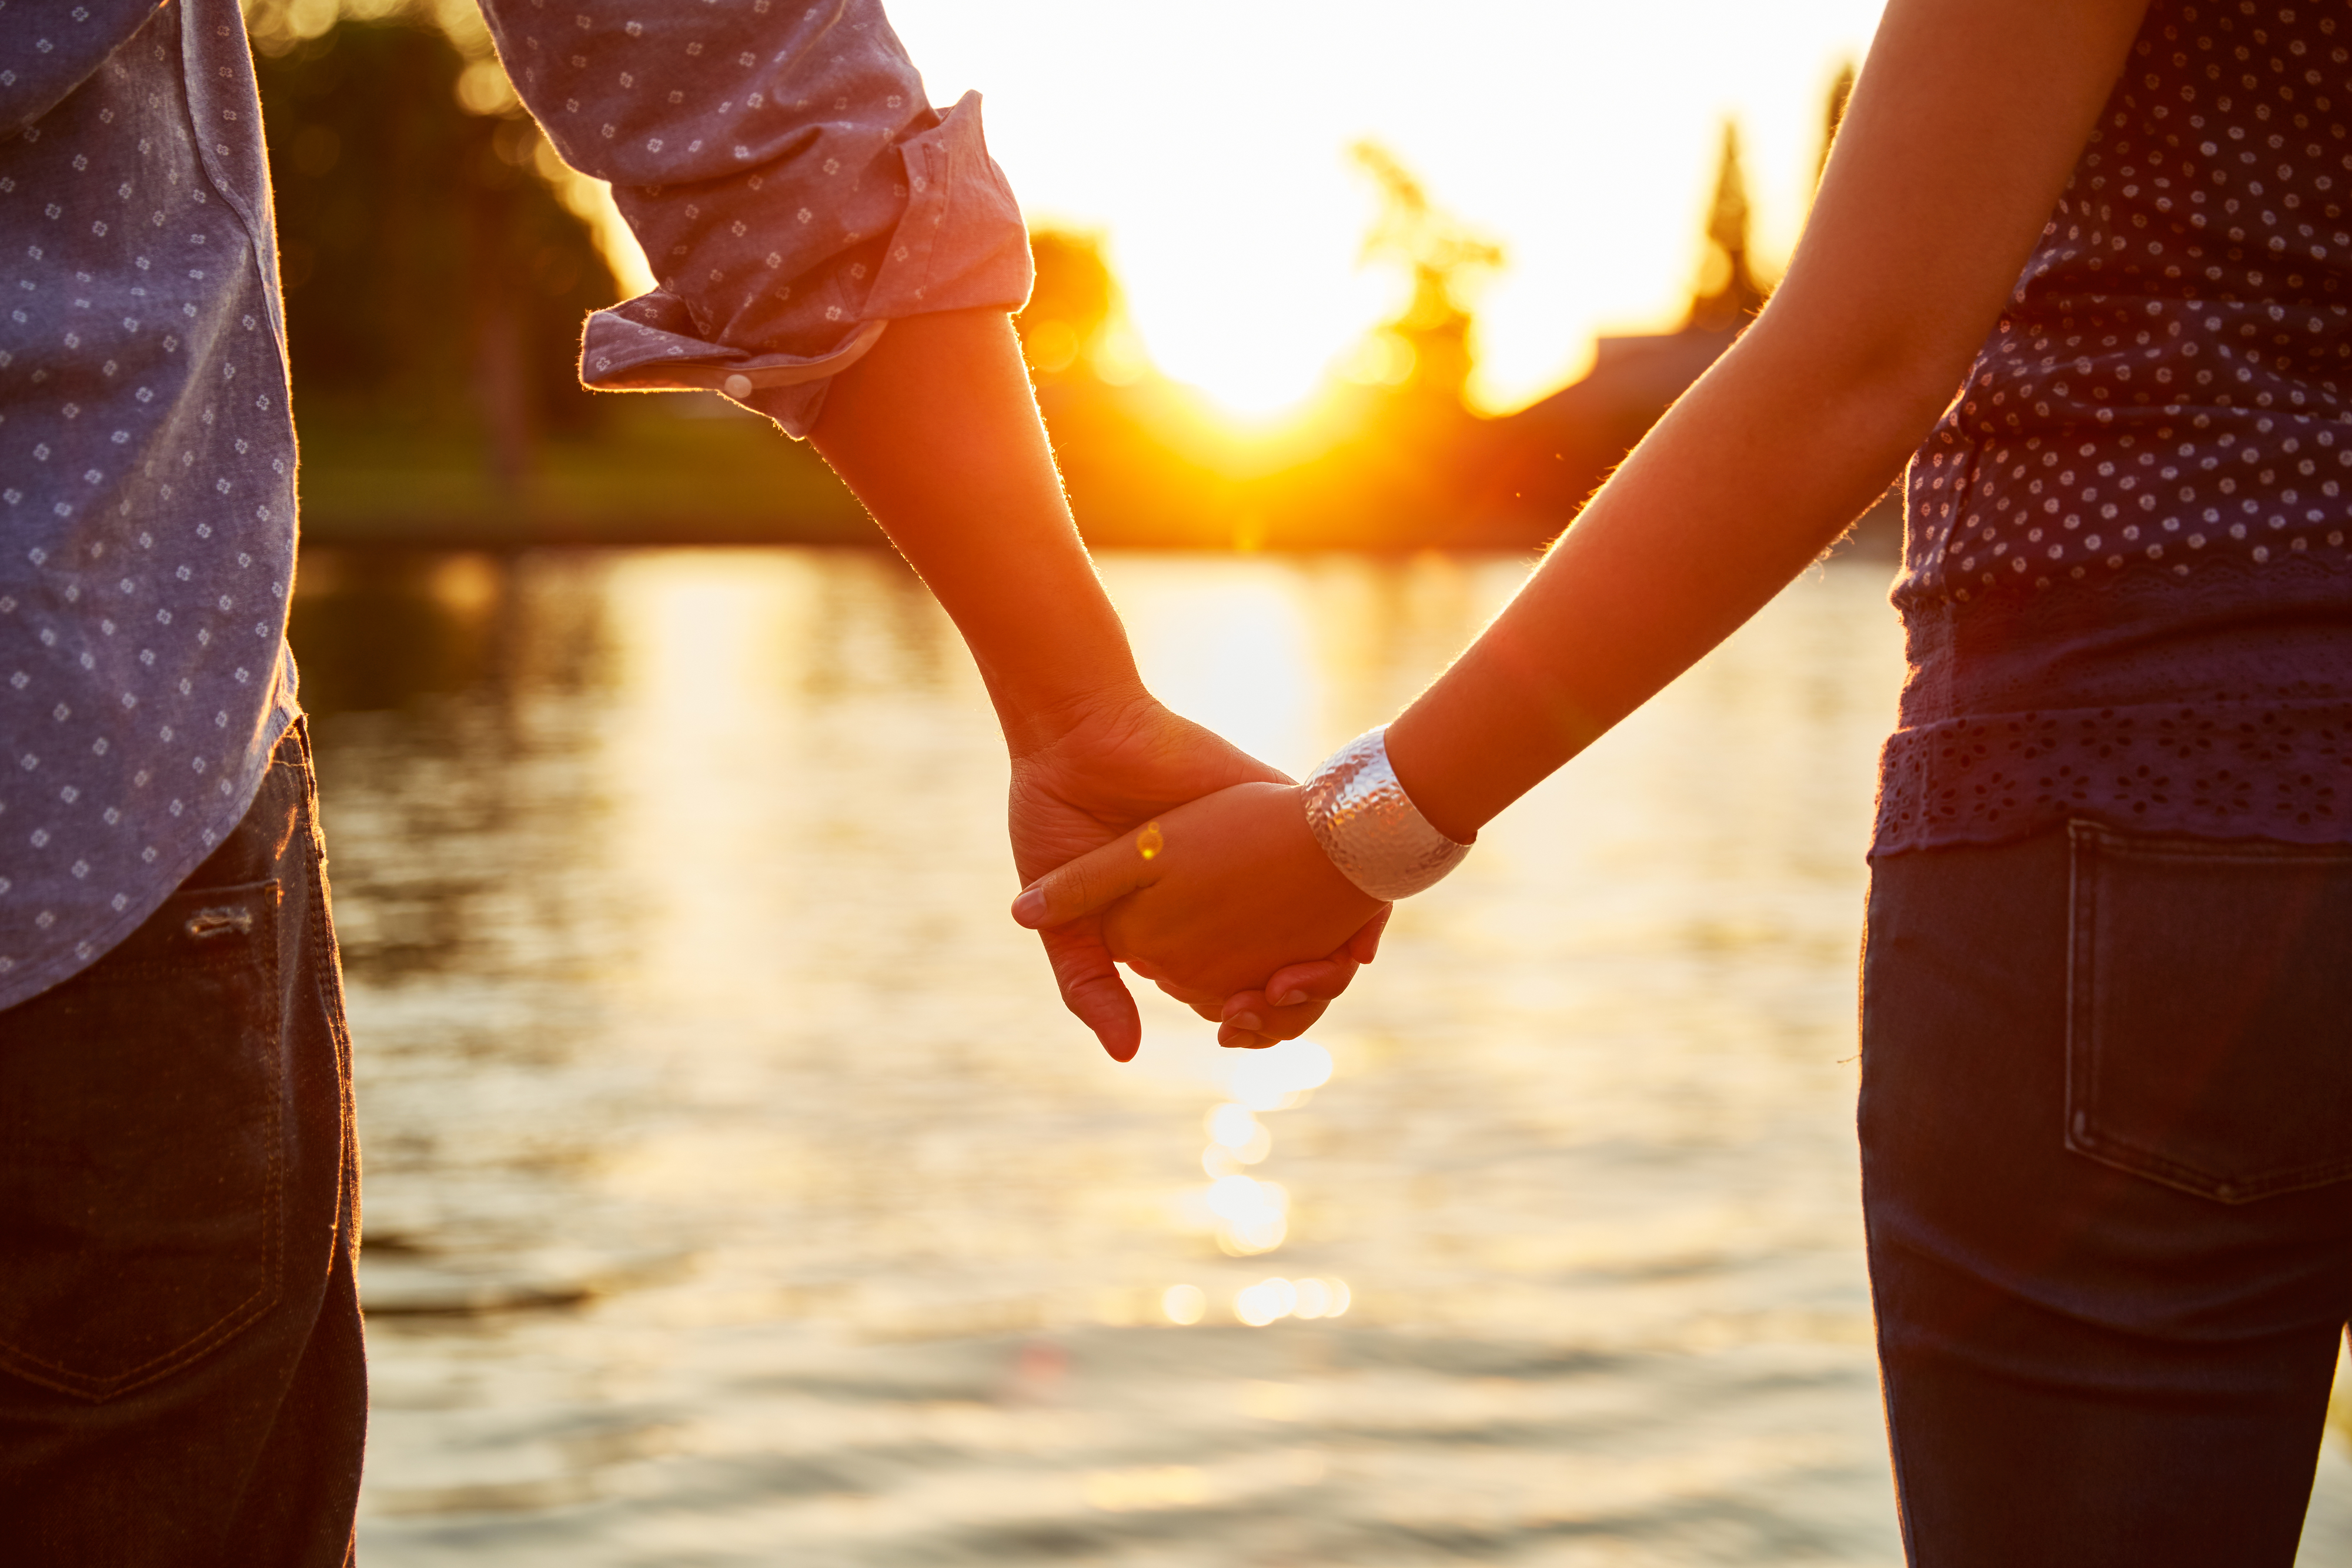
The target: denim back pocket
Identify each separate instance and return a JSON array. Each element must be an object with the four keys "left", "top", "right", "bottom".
[
  {"left": 0, "top": 879, "right": 283, "bottom": 1401},
  {"left": 2066, "top": 821, "right": 2352, "bottom": 1203}
]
